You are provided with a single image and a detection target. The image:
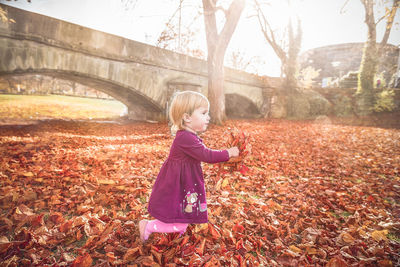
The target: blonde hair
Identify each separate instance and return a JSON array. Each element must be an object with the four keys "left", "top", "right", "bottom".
[{"left": 169, "top": 91, "right": 209, "bottom": 134}]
